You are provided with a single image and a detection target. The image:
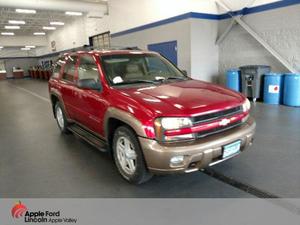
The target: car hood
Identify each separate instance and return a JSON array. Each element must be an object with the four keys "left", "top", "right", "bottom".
[{"left": 117, "top": 80, "right": 245, "bottom": 117}]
